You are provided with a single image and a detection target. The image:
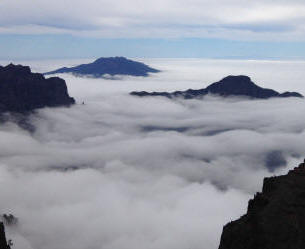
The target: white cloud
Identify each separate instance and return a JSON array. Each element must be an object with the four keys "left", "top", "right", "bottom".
[
  {"left": 1, "top": 0, "right": 305, "bottom": 40},
  {"left": 0, "top": 58, "right": 305, "bottom": 249}
]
